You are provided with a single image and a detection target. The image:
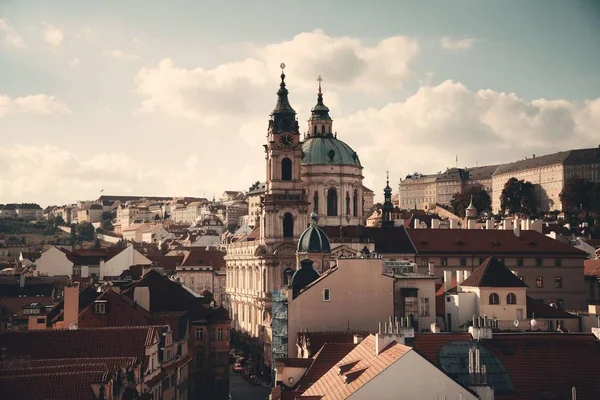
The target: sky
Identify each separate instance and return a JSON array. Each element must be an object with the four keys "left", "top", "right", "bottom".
[{"left": 1, "top": 0, "right": 600, "bottom": 206}]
